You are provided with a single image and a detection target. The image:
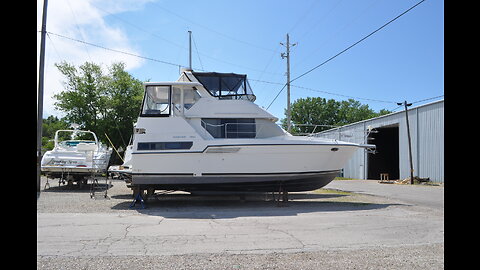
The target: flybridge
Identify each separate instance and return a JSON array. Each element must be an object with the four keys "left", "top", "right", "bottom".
[{"left": 191, "top": 72, "right": 256, "bottom": 102}]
